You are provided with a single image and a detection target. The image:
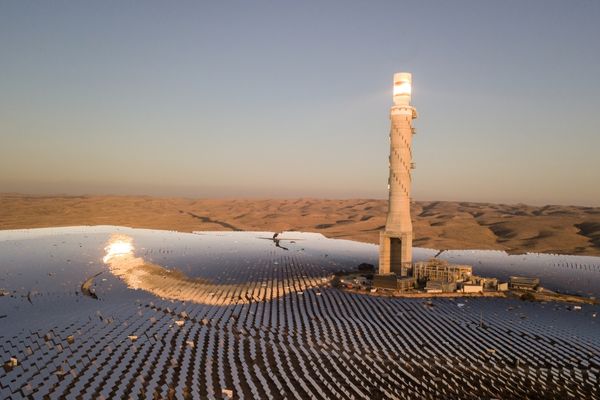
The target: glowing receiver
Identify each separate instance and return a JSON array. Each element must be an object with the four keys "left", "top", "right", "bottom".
[{"left": 392, "top": 72, "right": 412, "bottom": 106}]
